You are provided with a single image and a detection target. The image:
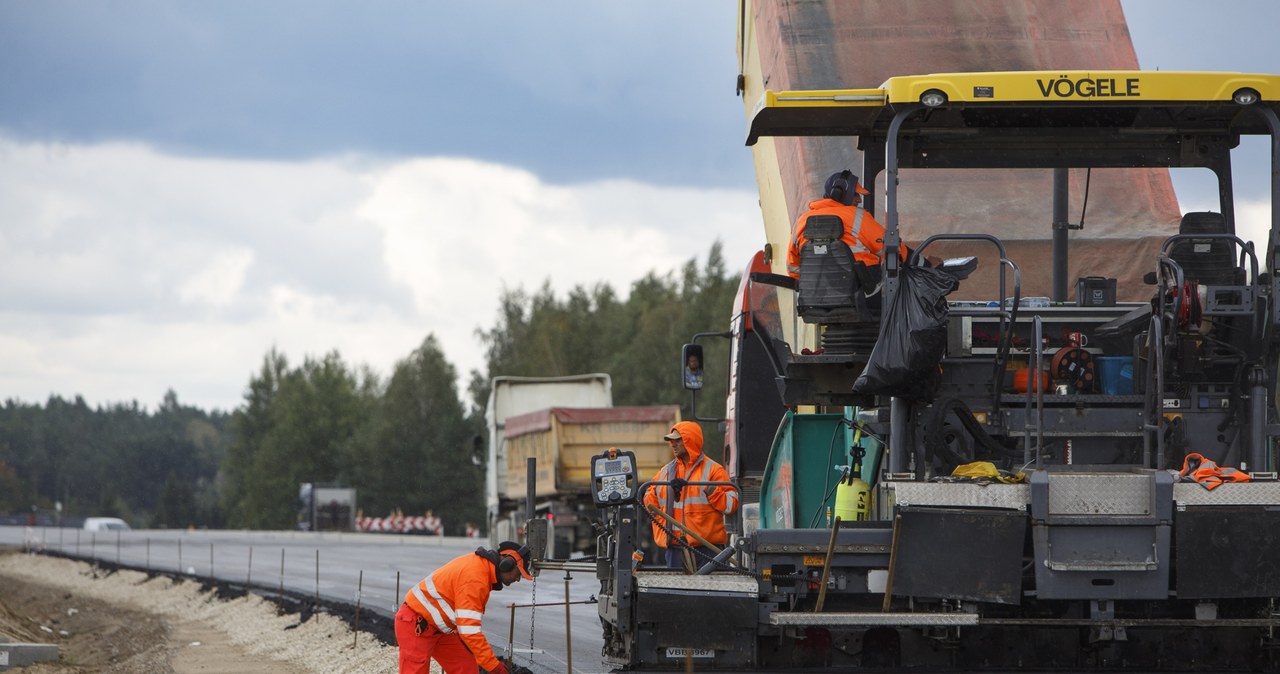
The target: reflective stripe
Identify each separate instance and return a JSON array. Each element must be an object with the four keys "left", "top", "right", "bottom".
[
  {"left": 690, "top": 456, "right": 706, "bottom": 476},
  {"left": 787, "top": 224, "right": 805, "bottom": 275},
  {"left": 424, "top": 575, "right": 459, "bottom": 633},
  {"left": 425, "top": 576, "right": 457, "bottom": 622},
  {"left": 458, "top": 625, "right": 484, "bottom": 634},
  {"left": 673, "top": 457, "right": 707, "bottom": 506},
  {"left": 412, "top": 584, "right": 453, "bottom": 634},
  {"left": 456, "top": 609, "right": 484, "bottom": 621},
  {"left": 684, "top": 492, "right": 711, "bottom": 505},
  {"left": 683, "top": 462, "right": 716, "bottom": 506},
  {"left": 847, "top": 209, "right": 869, "bottom": 255},
  {"left": 663, "top": 461, "right": 680, "bottom": 507}
]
